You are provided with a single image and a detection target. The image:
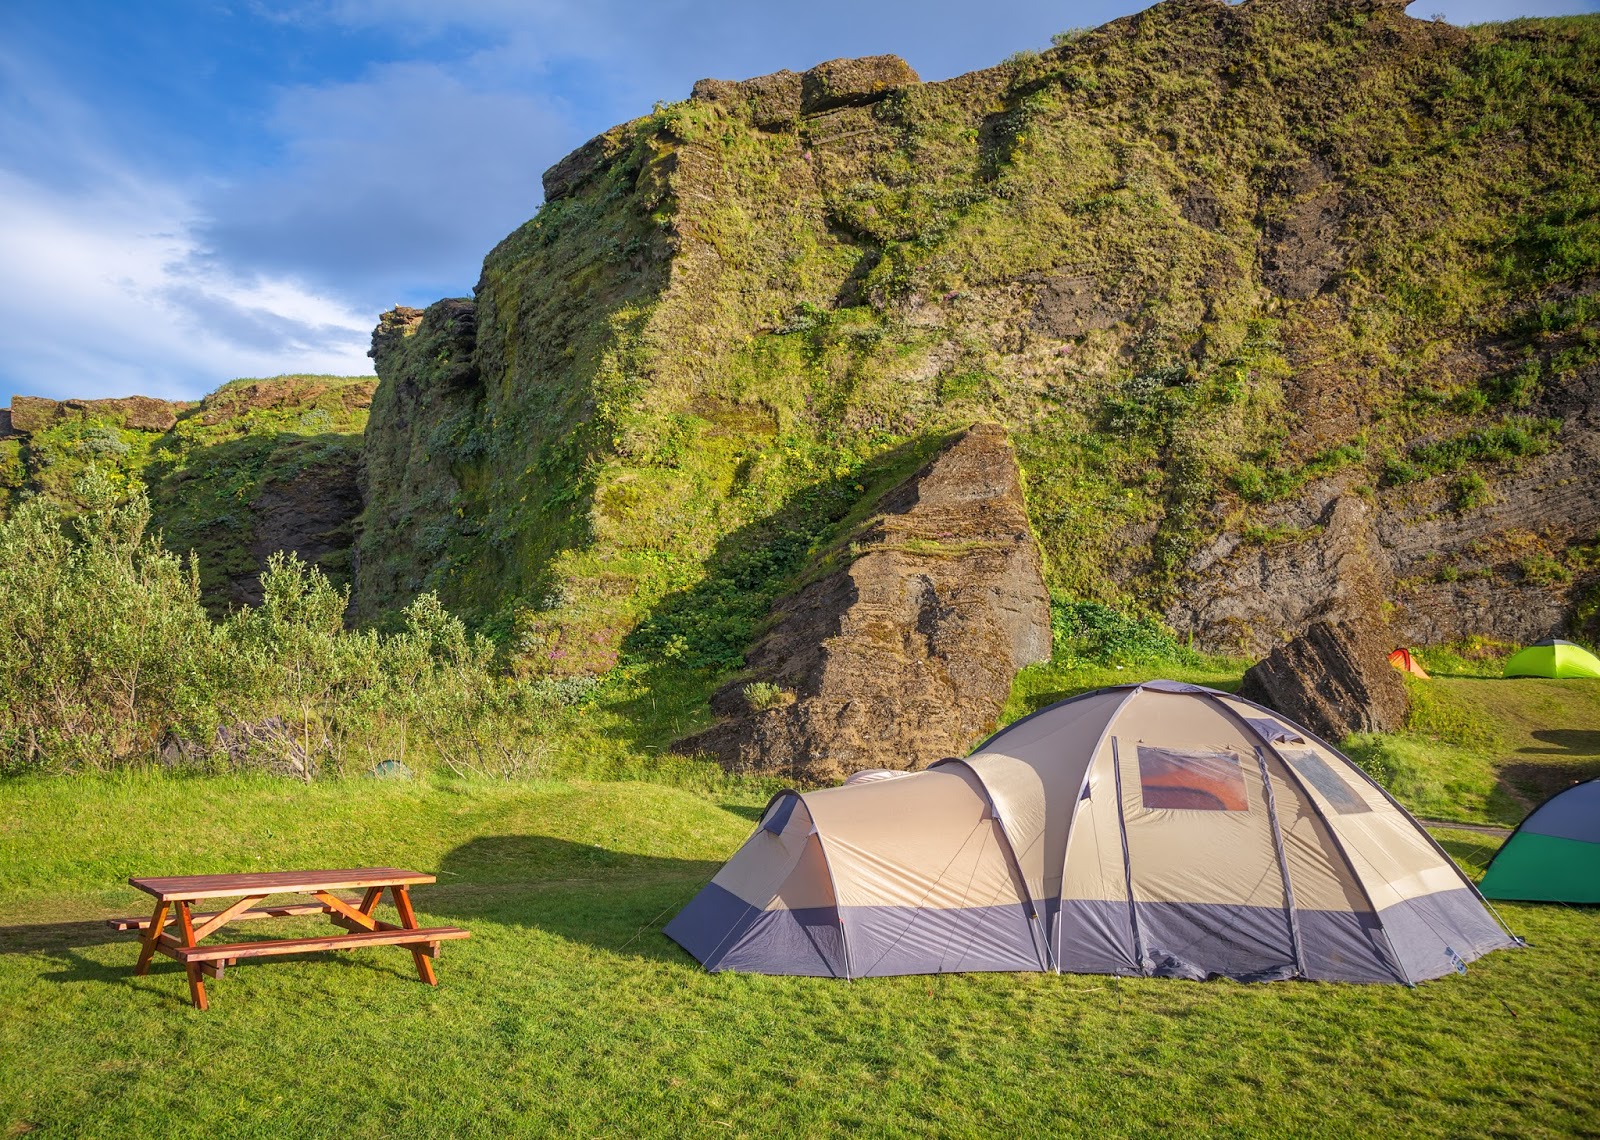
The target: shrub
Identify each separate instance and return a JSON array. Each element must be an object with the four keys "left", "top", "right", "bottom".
[
  {"left": 0, "top": 477, "right": 513, "bottom": 776},
  {"left": 1449, "top": 472, "right": 1492, "bottom": 511},
  {"left": 0, "top": 473, "right": 223, "bottom": 773},
  {"left": 742, "top": 682, "right": 795, "bottom": 711},
  {"left": 1049, "top": 595, "right": 1198, "bottom": 666}
]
